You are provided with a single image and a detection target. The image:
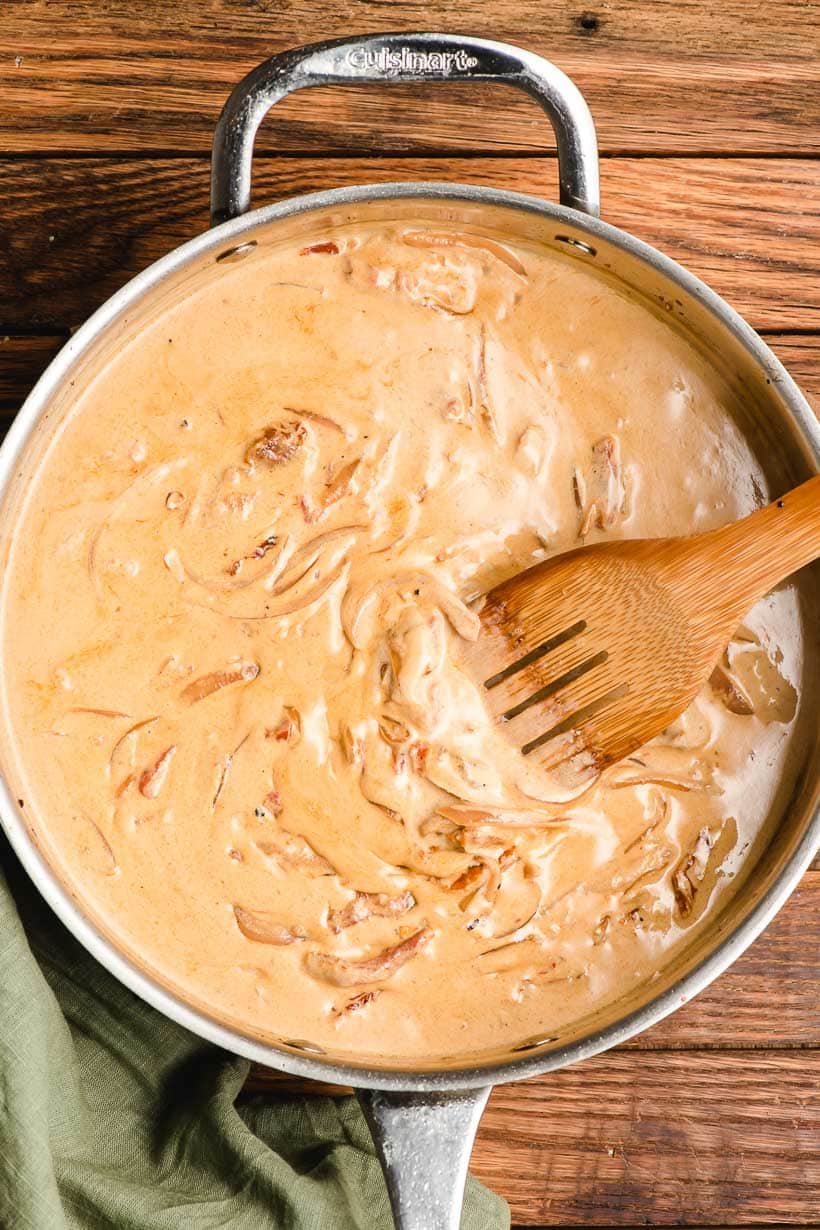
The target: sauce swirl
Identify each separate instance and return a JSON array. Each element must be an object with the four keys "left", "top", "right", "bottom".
[{"left": 0, "top": 224, "right": 807, "bottom": 1060}]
